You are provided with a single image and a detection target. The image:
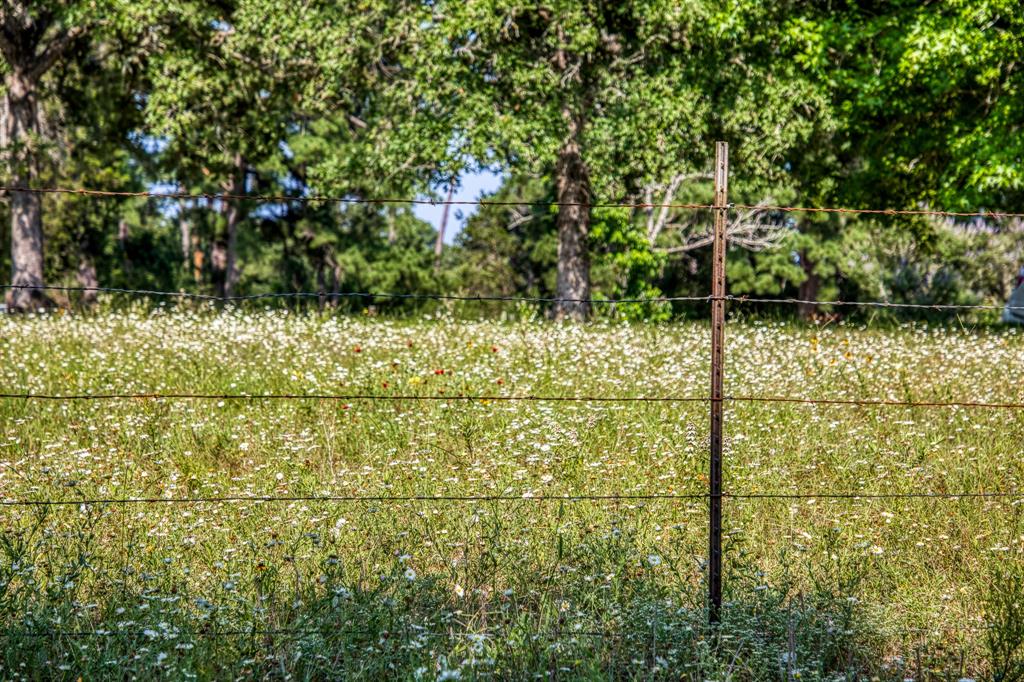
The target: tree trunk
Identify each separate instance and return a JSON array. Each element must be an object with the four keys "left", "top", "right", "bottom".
[
  {"left": 3, "top": 73, "right": 49, "bottom": 311},
  {"left": 797, "top": 253, "right": 819, "bottom": 320},
  {"left": 211, "top": 240, "right": 228, "bottom": 297},
  {"left": 434, "top": 184, "right": 455, "bottom": 272},
  {"left": 191, "top": 234, "right": 203, "bottom": 285},
  {"left": 315, "top": 259, "right": 327, "bottom": 311},
  {"left": 386, "top": 206, "right": 396, "bottom": 245},
  {"left": 76, "top": 251, "right": 98, "bottom": 306},
  {"left": 220, "top": 153, "right": 245, "bottom": 298},
  {"left": 553, "top": 112, "right": 591, "bottom": 321},
  {"left": 178, "top": 198, "right": 191, "bottom": 271},
  {"left": 0, "top": 8, "right": 86, "bottom": 311}
]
